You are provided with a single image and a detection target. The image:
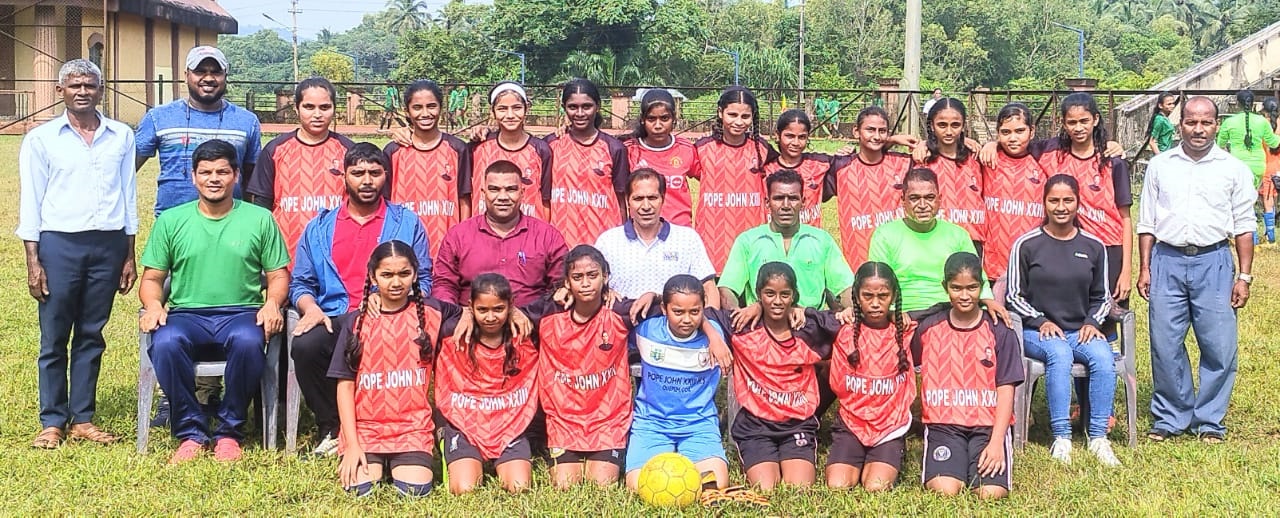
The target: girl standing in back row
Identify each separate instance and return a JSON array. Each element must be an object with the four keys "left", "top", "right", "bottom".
[
  {"left": 762, "top": 109, "right": 835, "bottom": 227},
  {"left": 825, "top": 106, "right": 915, "bottom": 267},
  {"left": 980, "top": 103, "right": 1048, "bottom": 291},
  {"left": 917, "top": 98, "right": 987, "bottom": 251},
  {"left": 469, "top": 82, "right": 554, "bottom": 219},
  {"left": 624, "top": 89, "right": 701, "bottom": 226},
  {"left": 545, "top": 79, "right": 630, "bottom": 246}
]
